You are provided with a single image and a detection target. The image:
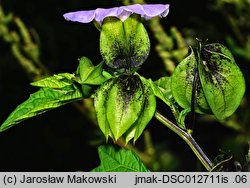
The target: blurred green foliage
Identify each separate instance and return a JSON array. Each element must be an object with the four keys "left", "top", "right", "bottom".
[{"left": 0, "top": 0, "right": 249, "bottom": 171}]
